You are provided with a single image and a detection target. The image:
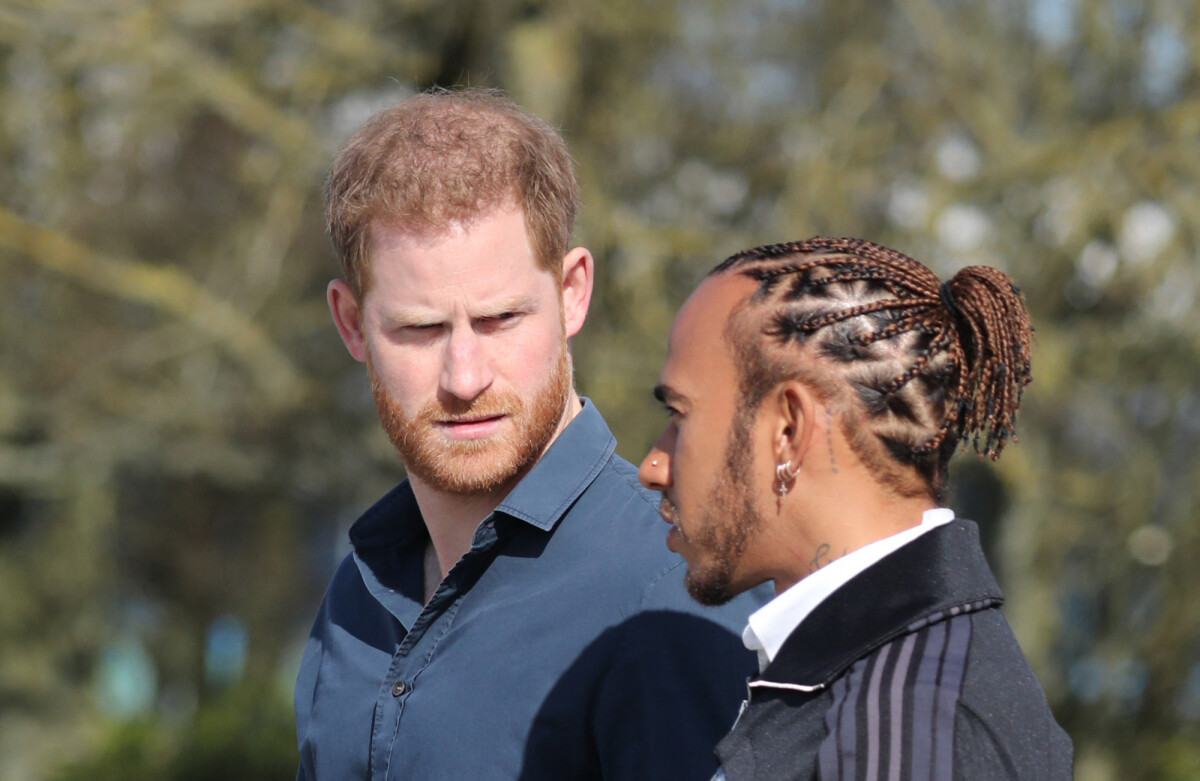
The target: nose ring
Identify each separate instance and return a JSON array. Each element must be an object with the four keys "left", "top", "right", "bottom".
[{"left": 651, "top": 459, "right": 659, "bottom": 466}]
